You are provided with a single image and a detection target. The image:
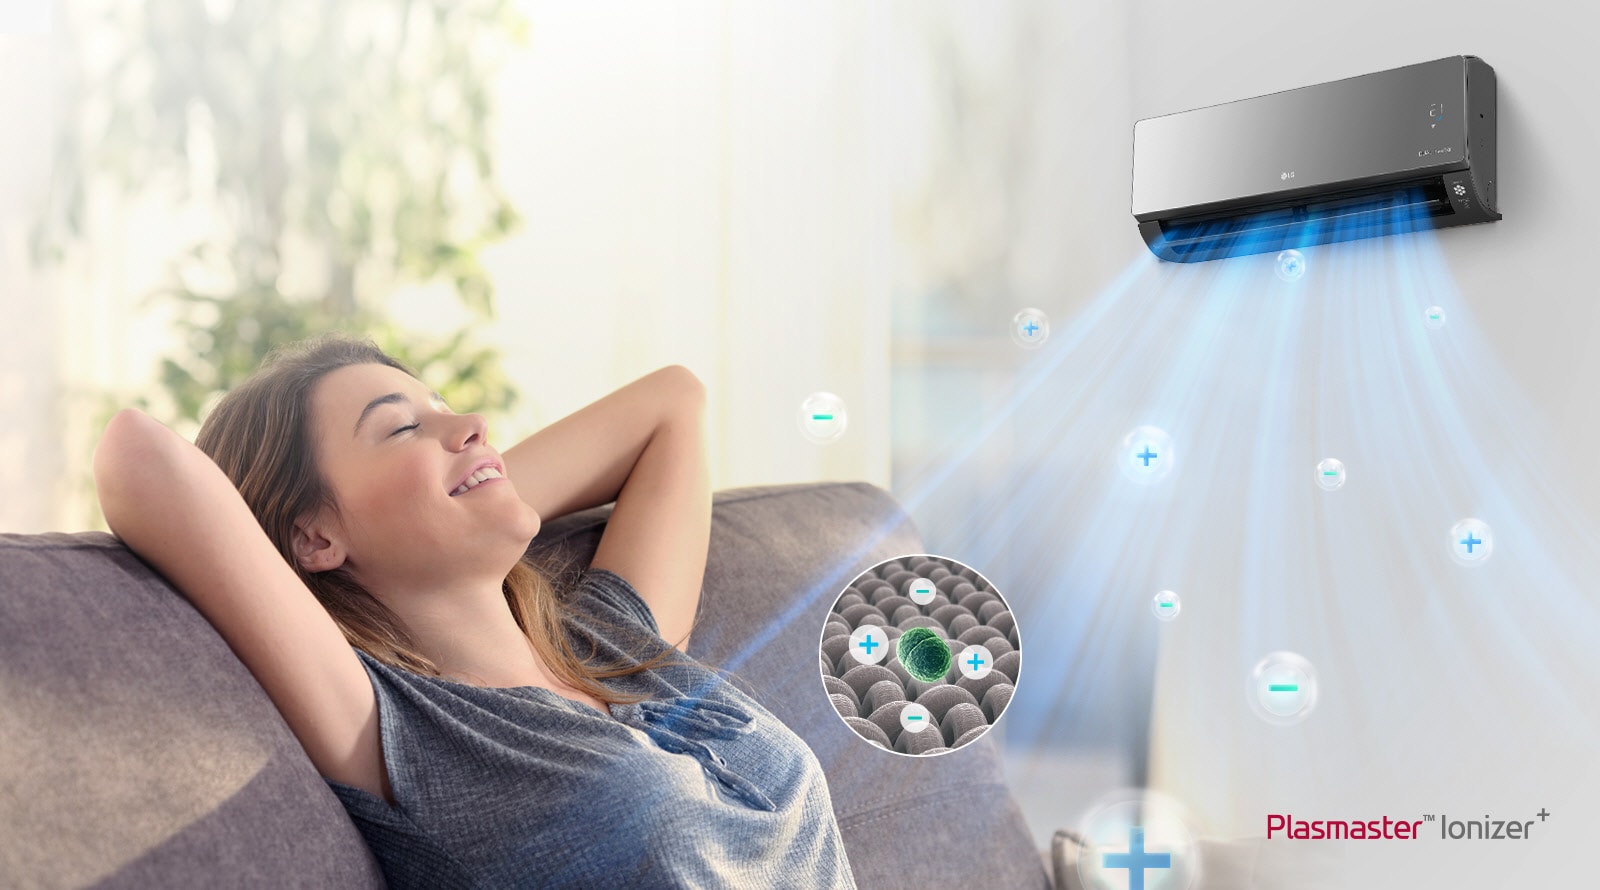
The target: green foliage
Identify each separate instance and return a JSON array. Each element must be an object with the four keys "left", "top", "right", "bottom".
[
  {"left": 30, "top": 0, "right": 534, "bottom": 529},
  {"left": 145, "top": 287, "right": 521, "bottom": 436}
]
